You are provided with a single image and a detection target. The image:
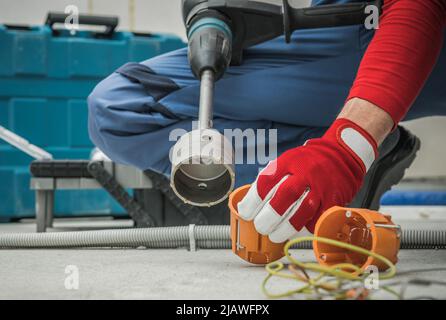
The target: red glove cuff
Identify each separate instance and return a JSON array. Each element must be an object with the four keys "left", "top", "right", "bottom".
[{"left": 323, "top": 118, "right": 379, "bottom": 173}]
